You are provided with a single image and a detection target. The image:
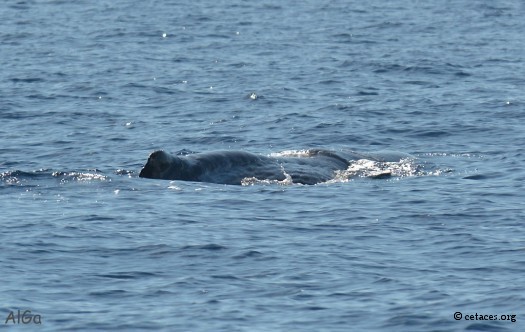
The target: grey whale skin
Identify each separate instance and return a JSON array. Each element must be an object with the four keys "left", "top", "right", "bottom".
[{"left": 139, "top": 149, "right": 412, "bottom": 185}]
